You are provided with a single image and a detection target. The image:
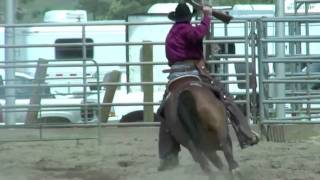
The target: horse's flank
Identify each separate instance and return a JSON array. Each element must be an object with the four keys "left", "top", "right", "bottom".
[{"left": 178, "top": 83, "right": 227, "bottom": 150}]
